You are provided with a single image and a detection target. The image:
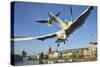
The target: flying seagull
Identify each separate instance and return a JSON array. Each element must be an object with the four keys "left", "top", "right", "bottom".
[
  {"left": 36, "top": 12, "right": 60, "bottom": 26},
  {"left": 11, "top": 6, "right": 93, "bottom": 44}
]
